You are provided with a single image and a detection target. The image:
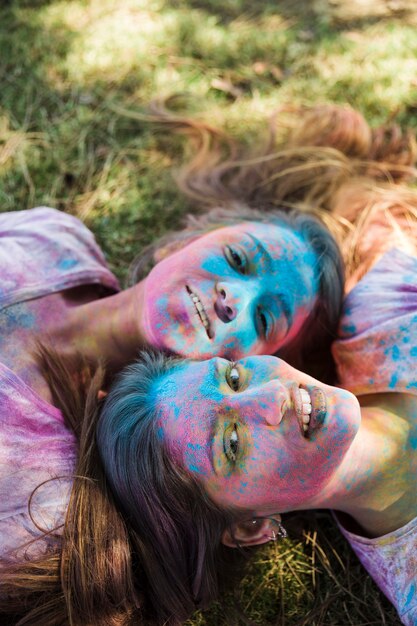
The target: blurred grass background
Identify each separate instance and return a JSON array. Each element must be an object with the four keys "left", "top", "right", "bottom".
[{"left": 1, "top": 0, "right": 415, "bottom": 623}]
